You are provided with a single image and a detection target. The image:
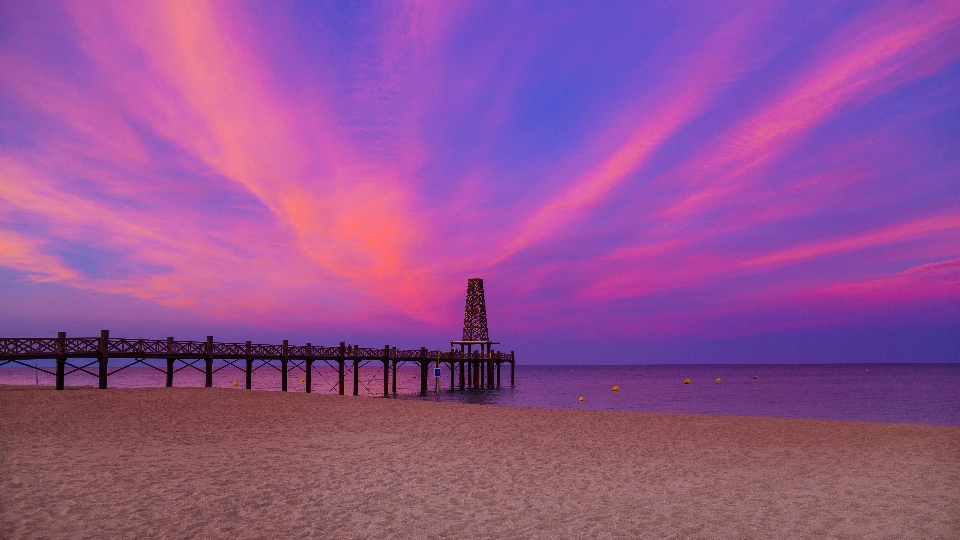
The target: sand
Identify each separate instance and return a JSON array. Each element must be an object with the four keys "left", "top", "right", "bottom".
[{"left": 1, "top": 385, "right": 958, "bottom": 539}]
